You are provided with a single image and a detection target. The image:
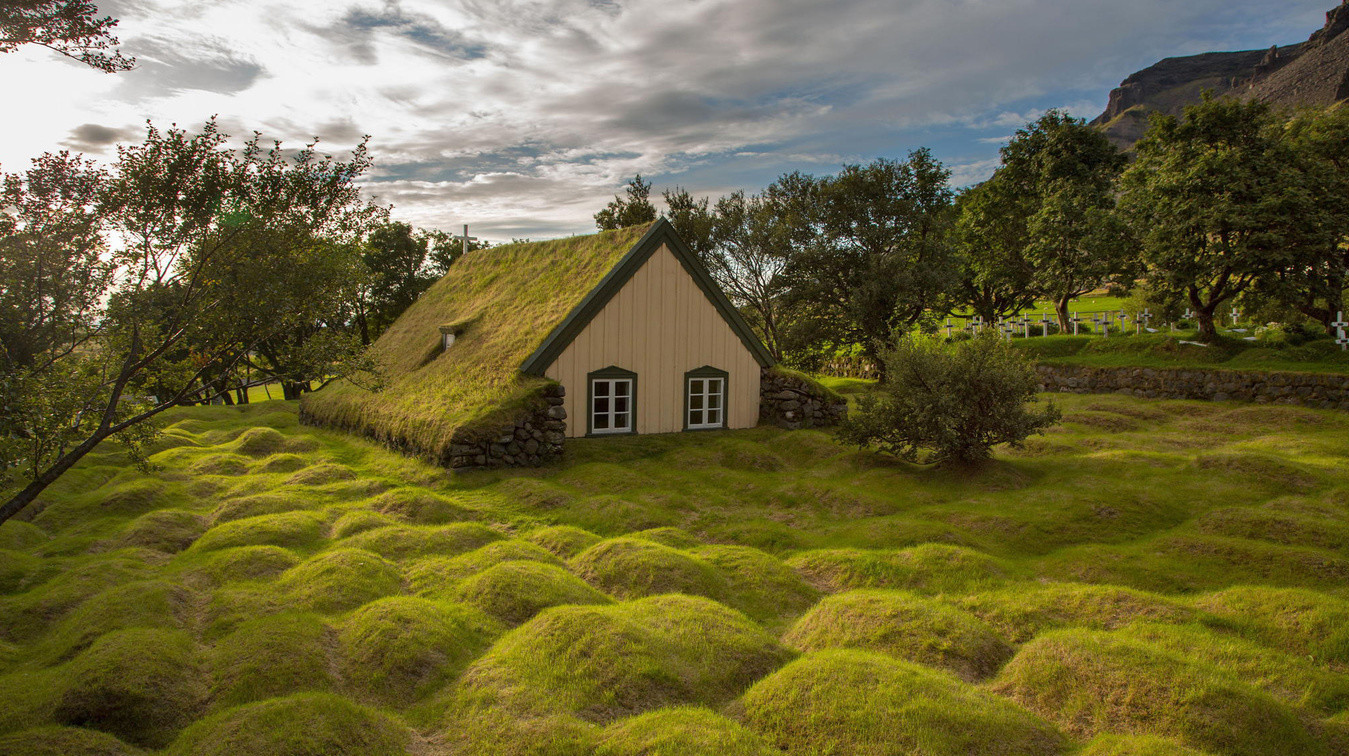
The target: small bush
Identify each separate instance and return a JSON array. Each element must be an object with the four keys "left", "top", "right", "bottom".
[
  {"left": 210, "top": 612, "right": 336, "bottom": 709},
  {"left": 840, "top": 331, "right": 1060, "bottom": 464},
  {"left": 166, "top": 692, "right": 410, "bottom": 756},
  {"left": 739, "top": 649, "right": 1065, "bottom": 755},
  {"left": 453, "top": 561, "right": 613, "bottom": 625},
  {"left": 275, "top": 548, "right": 405, "bottom": 613},
  {"left": 783, "top": 590, "right": 1013, "bottom": 681},
  {"left": 569, "top": 538, "right": 730, "bottom": 601},
  {"left": 596, "top": 706, "right": 777, "bottom": 756}
]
